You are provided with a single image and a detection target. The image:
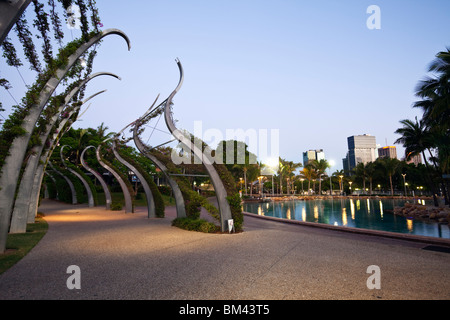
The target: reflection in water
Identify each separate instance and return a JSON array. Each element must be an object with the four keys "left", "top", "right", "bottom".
[
  {"left": 379, "top": 200, "right": 384, "bottom": 219},
  {"left": 243, "top": 199, "right": 449, "bottom": 239},
  {"left": 406, "top": 218, "right": 413, "bottom": 232},
  {"left": 342, "top": 208, "right": 348, "bottom": 226},
  {"left": 350, "top": 199, "right": 355, "bottom": 220}
]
